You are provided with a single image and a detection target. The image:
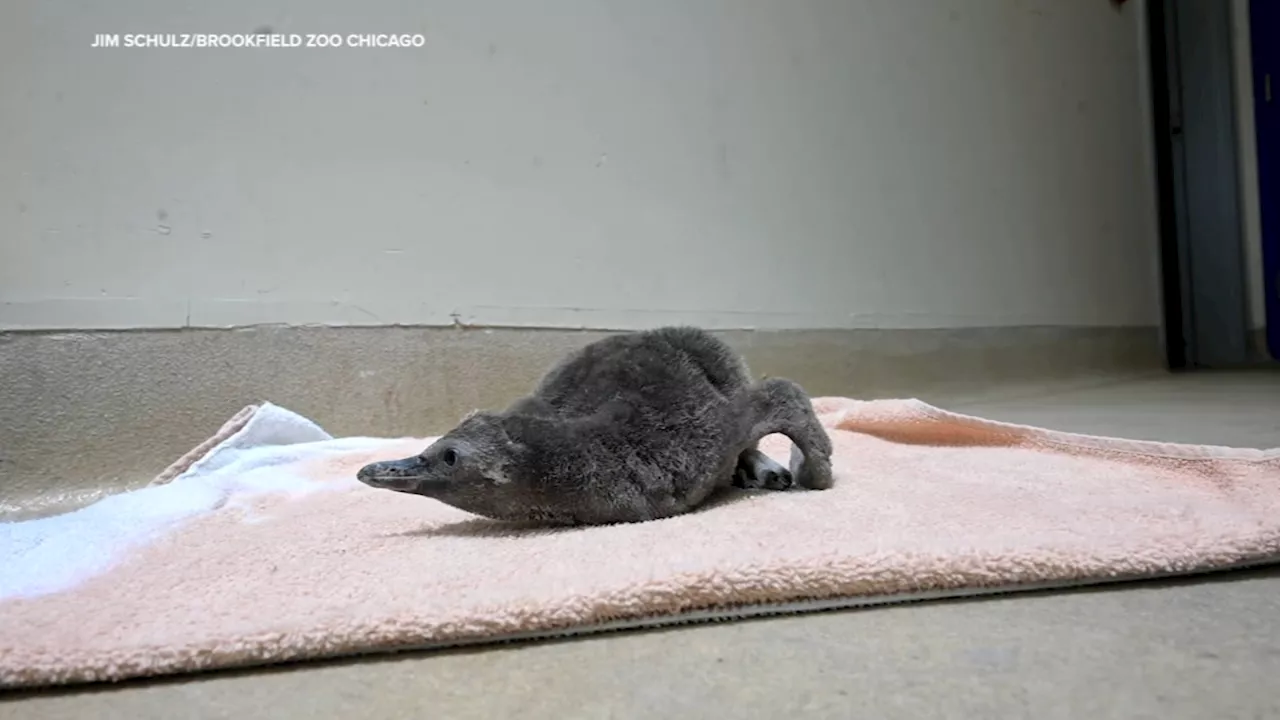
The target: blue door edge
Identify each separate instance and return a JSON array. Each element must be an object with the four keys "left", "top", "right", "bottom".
[{"left": 1249, "top": 0, "right": 1280, "bottom": 359}]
